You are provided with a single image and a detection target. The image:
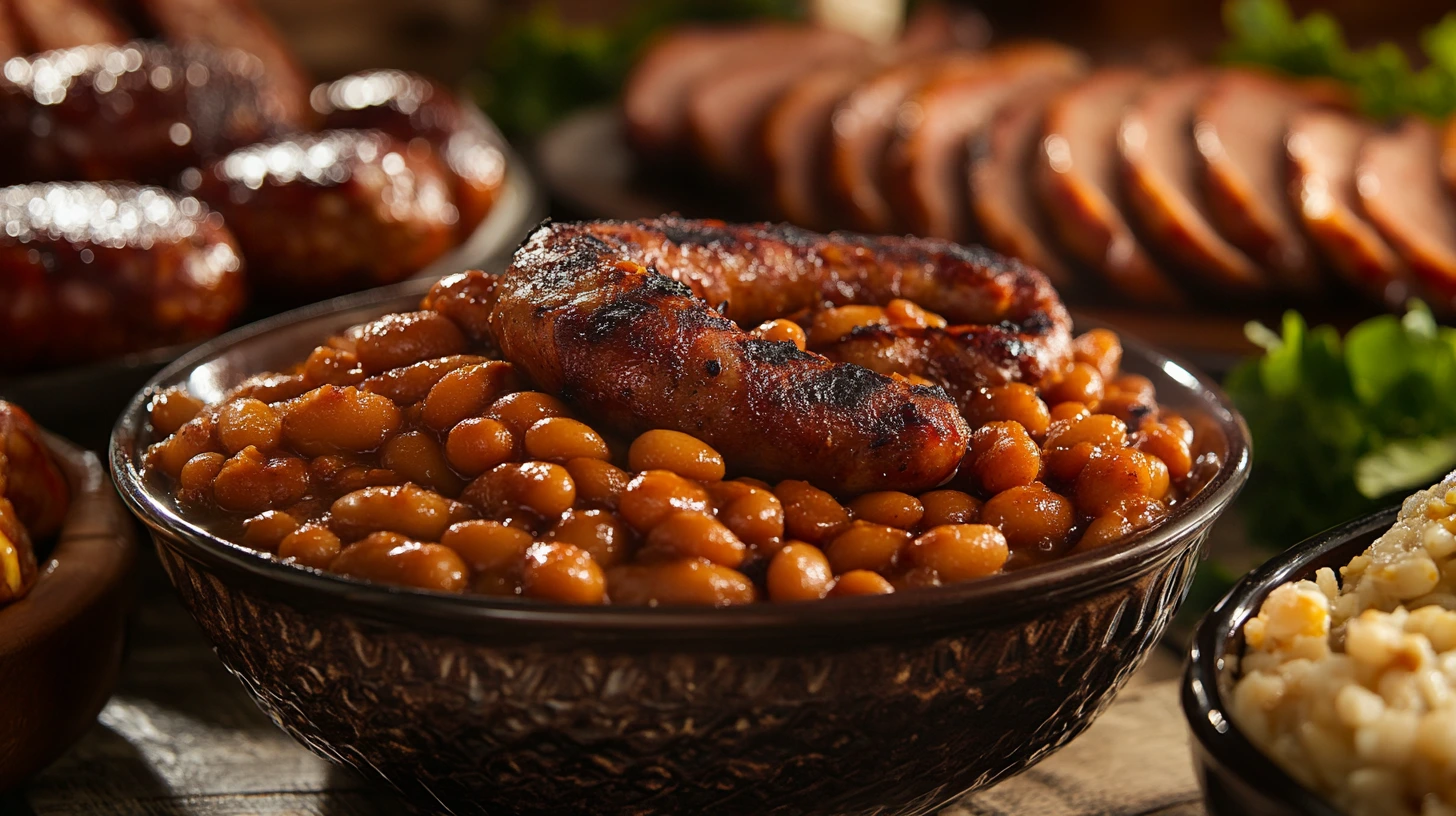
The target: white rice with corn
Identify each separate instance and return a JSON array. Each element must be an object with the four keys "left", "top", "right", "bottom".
[{"left": 1234, "top": 473, "right": 1456, "bottom": 816}]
